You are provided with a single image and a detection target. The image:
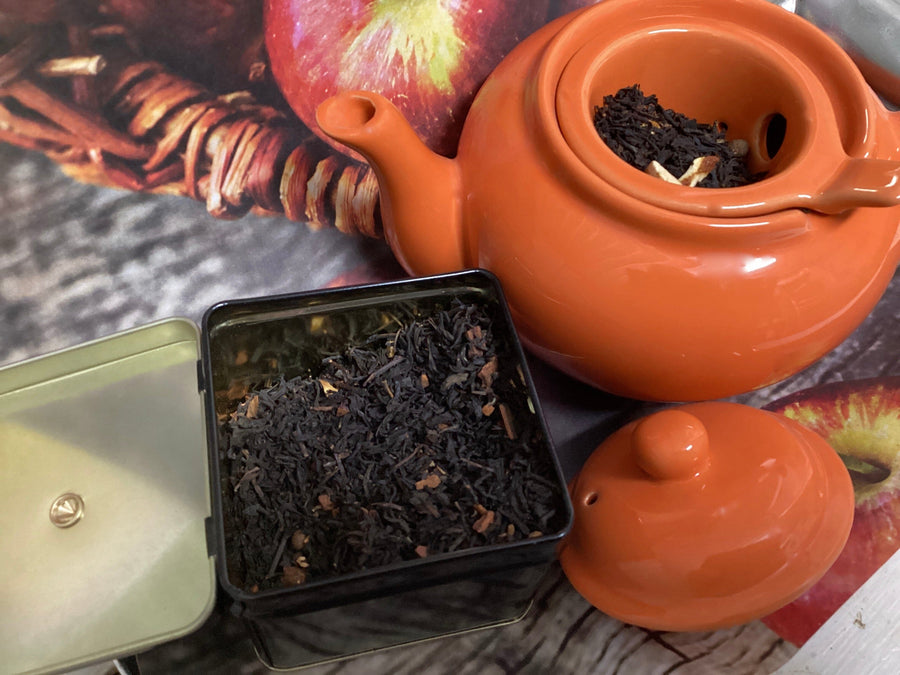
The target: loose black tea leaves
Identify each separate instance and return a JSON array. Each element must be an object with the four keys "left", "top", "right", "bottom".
[
  {"left": 219, "top": 299, "right": 565, "bottom": 592},
  {"left": 593, "top": 84, "right": 759, "bottom": 188}
]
